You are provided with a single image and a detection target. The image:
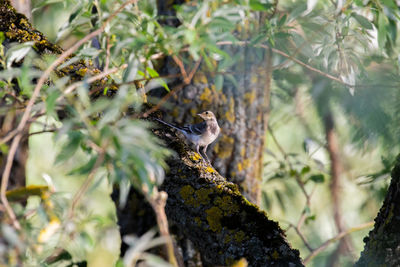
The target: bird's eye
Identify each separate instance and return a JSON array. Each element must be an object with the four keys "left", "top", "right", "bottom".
[{"left": 205, "top": 111, "right": 209, "bottom": 114}]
